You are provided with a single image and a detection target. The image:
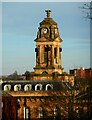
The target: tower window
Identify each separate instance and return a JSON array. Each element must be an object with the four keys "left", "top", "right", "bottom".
[
  {"left": 35, "top": 48, "right": 37, "bottom": 52},
  {"left": 35, "top": 48, "right": 39, "bottom": 56},
  {"left": 59, "top": 47, "right": 62, "bottom": 52},
  {"left": 54, "top": 47, "right": 57, "bottom": 58},
  {"left": 44, "top": 46, "right": 51, "bottom": 64},
  {"left": 44, "top": 47, "right": 47, "bottom": 63}
]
